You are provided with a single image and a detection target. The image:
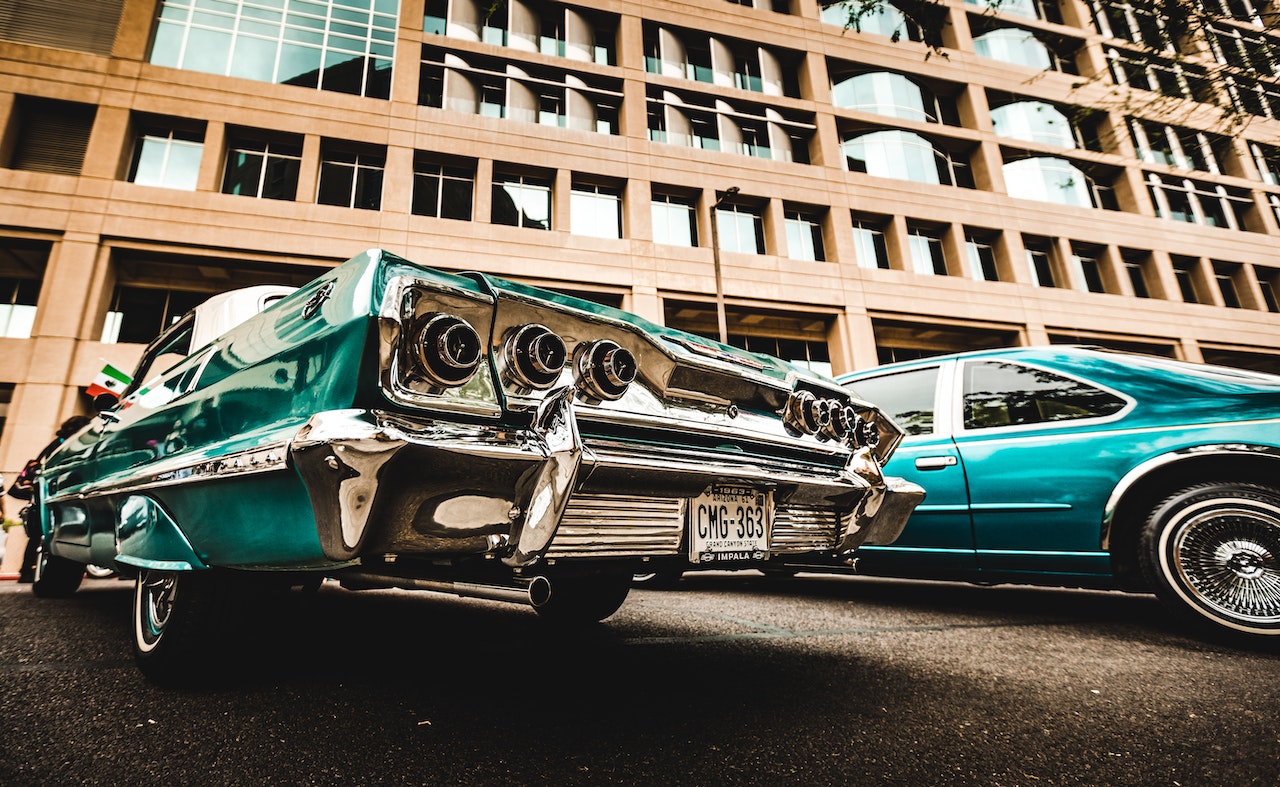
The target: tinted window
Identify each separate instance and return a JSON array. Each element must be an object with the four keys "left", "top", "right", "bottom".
[
  {"left": 962, "top": 361, "right": 1126, "bottom": 429},
  {"left": 847, "top": 366, "right": 939, "bottom": 436}
]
